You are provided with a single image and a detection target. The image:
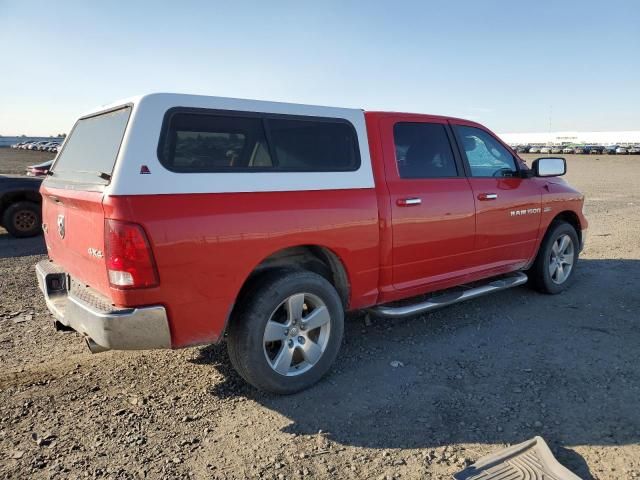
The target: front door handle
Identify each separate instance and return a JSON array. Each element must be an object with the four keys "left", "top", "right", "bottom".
[
  {"left": 478, "top": 193, "right": 498, "bottom": 200},
  {"left": 397, "top": 197, "right": 422, "bottom": 206}
]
